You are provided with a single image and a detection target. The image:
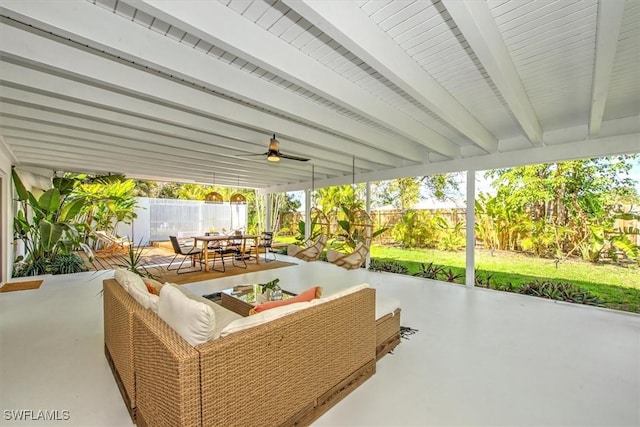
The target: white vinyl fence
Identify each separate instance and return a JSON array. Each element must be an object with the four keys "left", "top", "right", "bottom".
[{"left": 117, "top": 198, "right": 248, "bottom": 245}]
